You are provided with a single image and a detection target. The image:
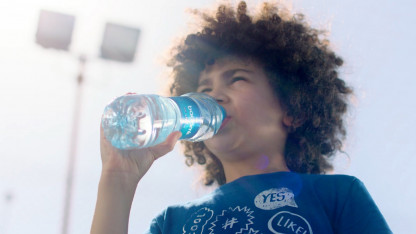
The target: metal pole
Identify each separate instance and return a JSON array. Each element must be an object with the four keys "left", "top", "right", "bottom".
[{"left": 61, "top": 55, "right": 86, "bottom": 234}]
